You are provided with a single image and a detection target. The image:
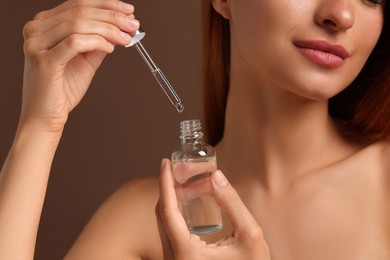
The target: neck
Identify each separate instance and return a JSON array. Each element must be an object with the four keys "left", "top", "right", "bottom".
[{"left": 216, "top": 73, "right": 359, "bottom": 193}]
